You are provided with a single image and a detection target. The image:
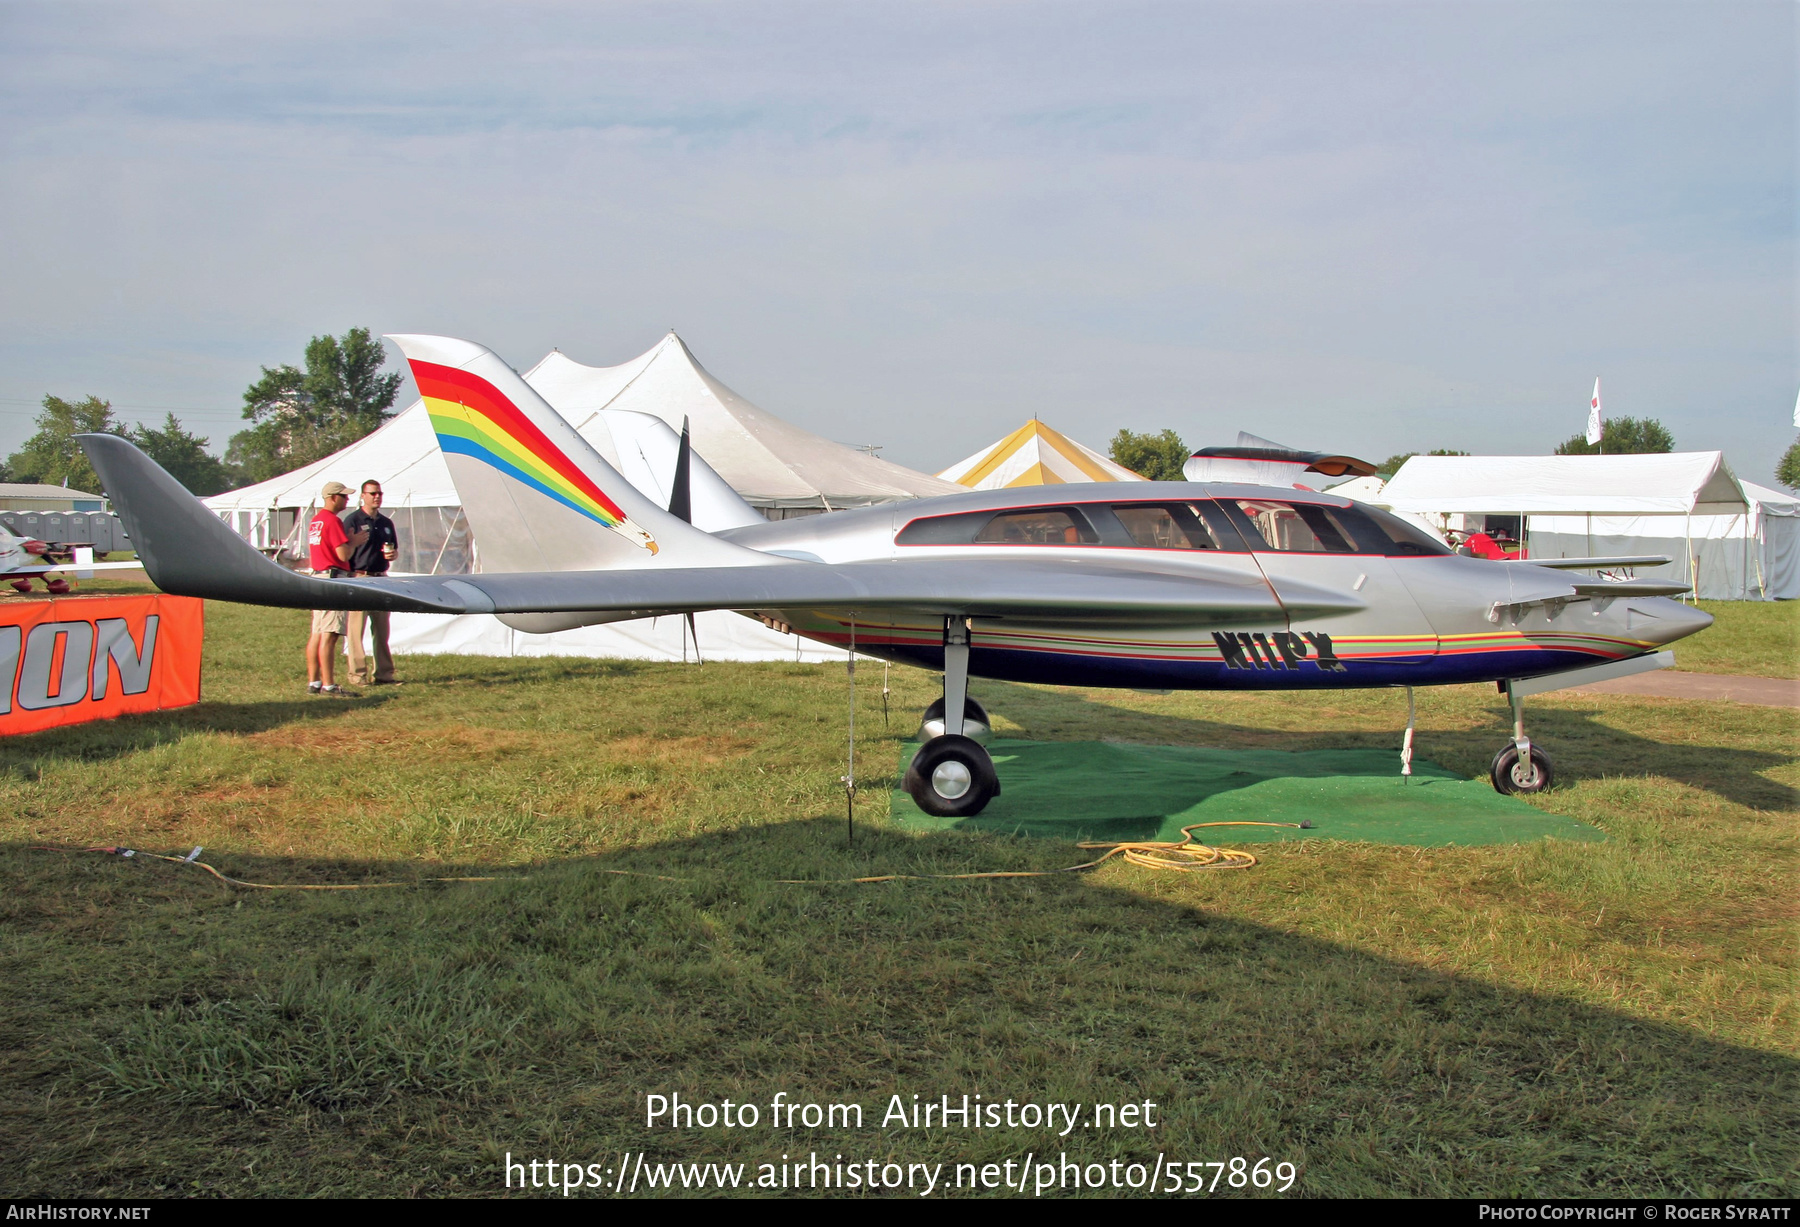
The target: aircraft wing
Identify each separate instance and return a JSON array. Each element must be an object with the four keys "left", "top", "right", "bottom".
[
  {"left": 1526, "top": 555, "right": 1673, "bottom": 570},
  {"left": 81, "top": 432, "right": 1365, "bottom": 627},
  {"left": 415, "top": 557, "right": 1365, "bottom": 626},
  {"left": 4, "top": 561, "right": 146, "bottom": 577}
]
